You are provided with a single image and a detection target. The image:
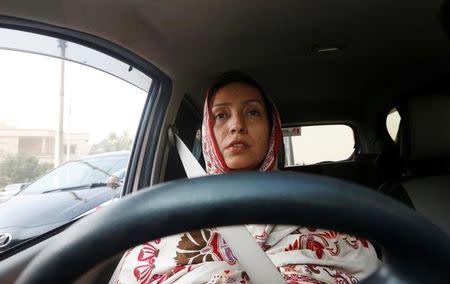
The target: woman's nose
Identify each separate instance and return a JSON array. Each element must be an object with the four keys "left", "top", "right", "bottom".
[
  {"left": 230, "top": 125, "right": 246, "bottom": 134},
  {"left": 229, "top": 114, "right": 247, "bottom": 134}
]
